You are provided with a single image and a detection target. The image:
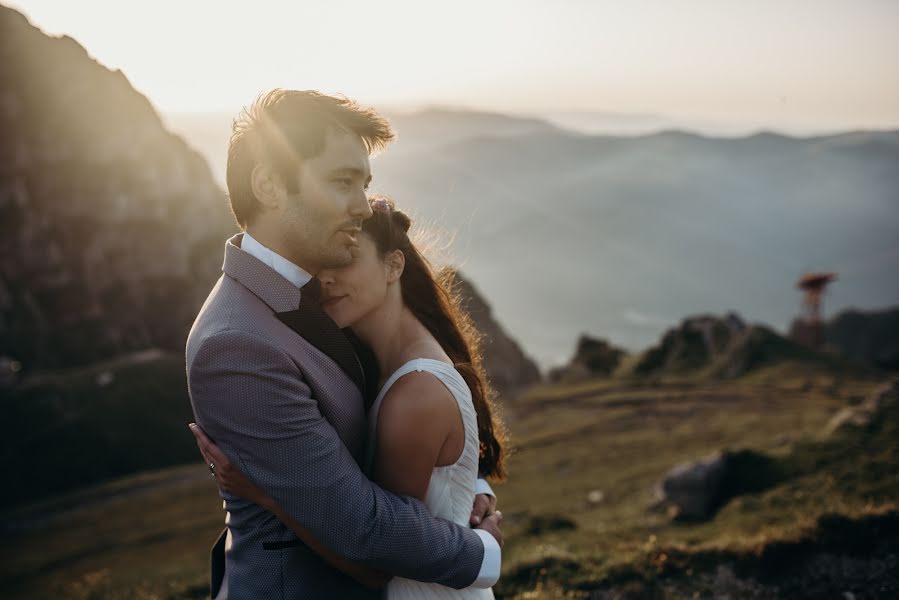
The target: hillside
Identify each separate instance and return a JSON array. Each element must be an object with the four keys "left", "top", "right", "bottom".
[
  {"left": 1, "top": 265, "right": 537, "bottom": 510},
  {"left": 2, "top": 362, "right": 895, "bottom": 599},
  {"left": 0, "top": 5, "right": 235, "bottom": 370}
]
